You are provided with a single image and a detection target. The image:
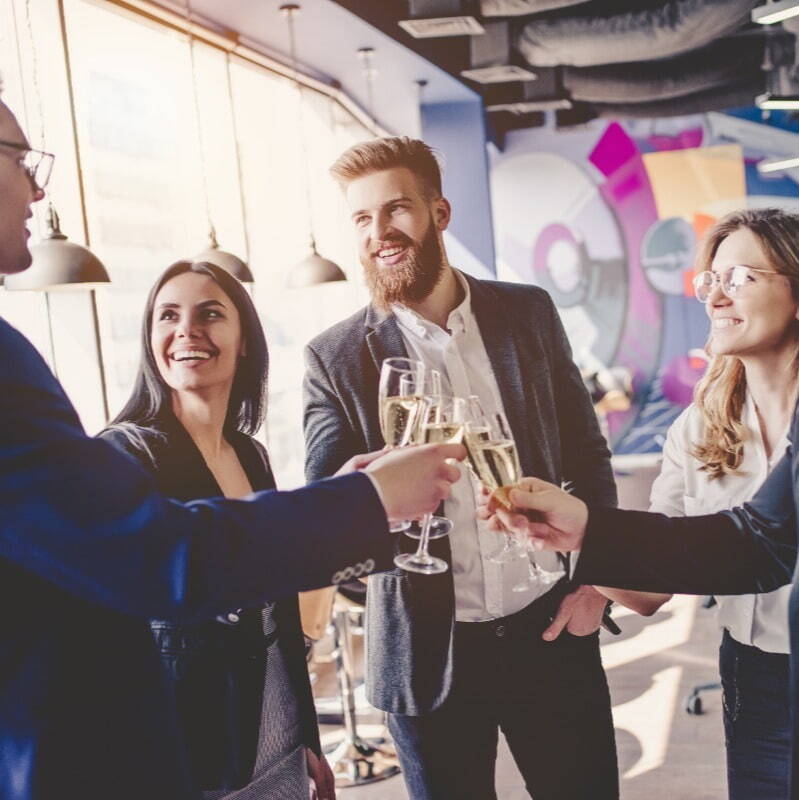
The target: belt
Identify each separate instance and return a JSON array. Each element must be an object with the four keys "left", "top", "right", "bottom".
[{"left": 454, "top": 578, "right": 571, "bottom": 641}]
